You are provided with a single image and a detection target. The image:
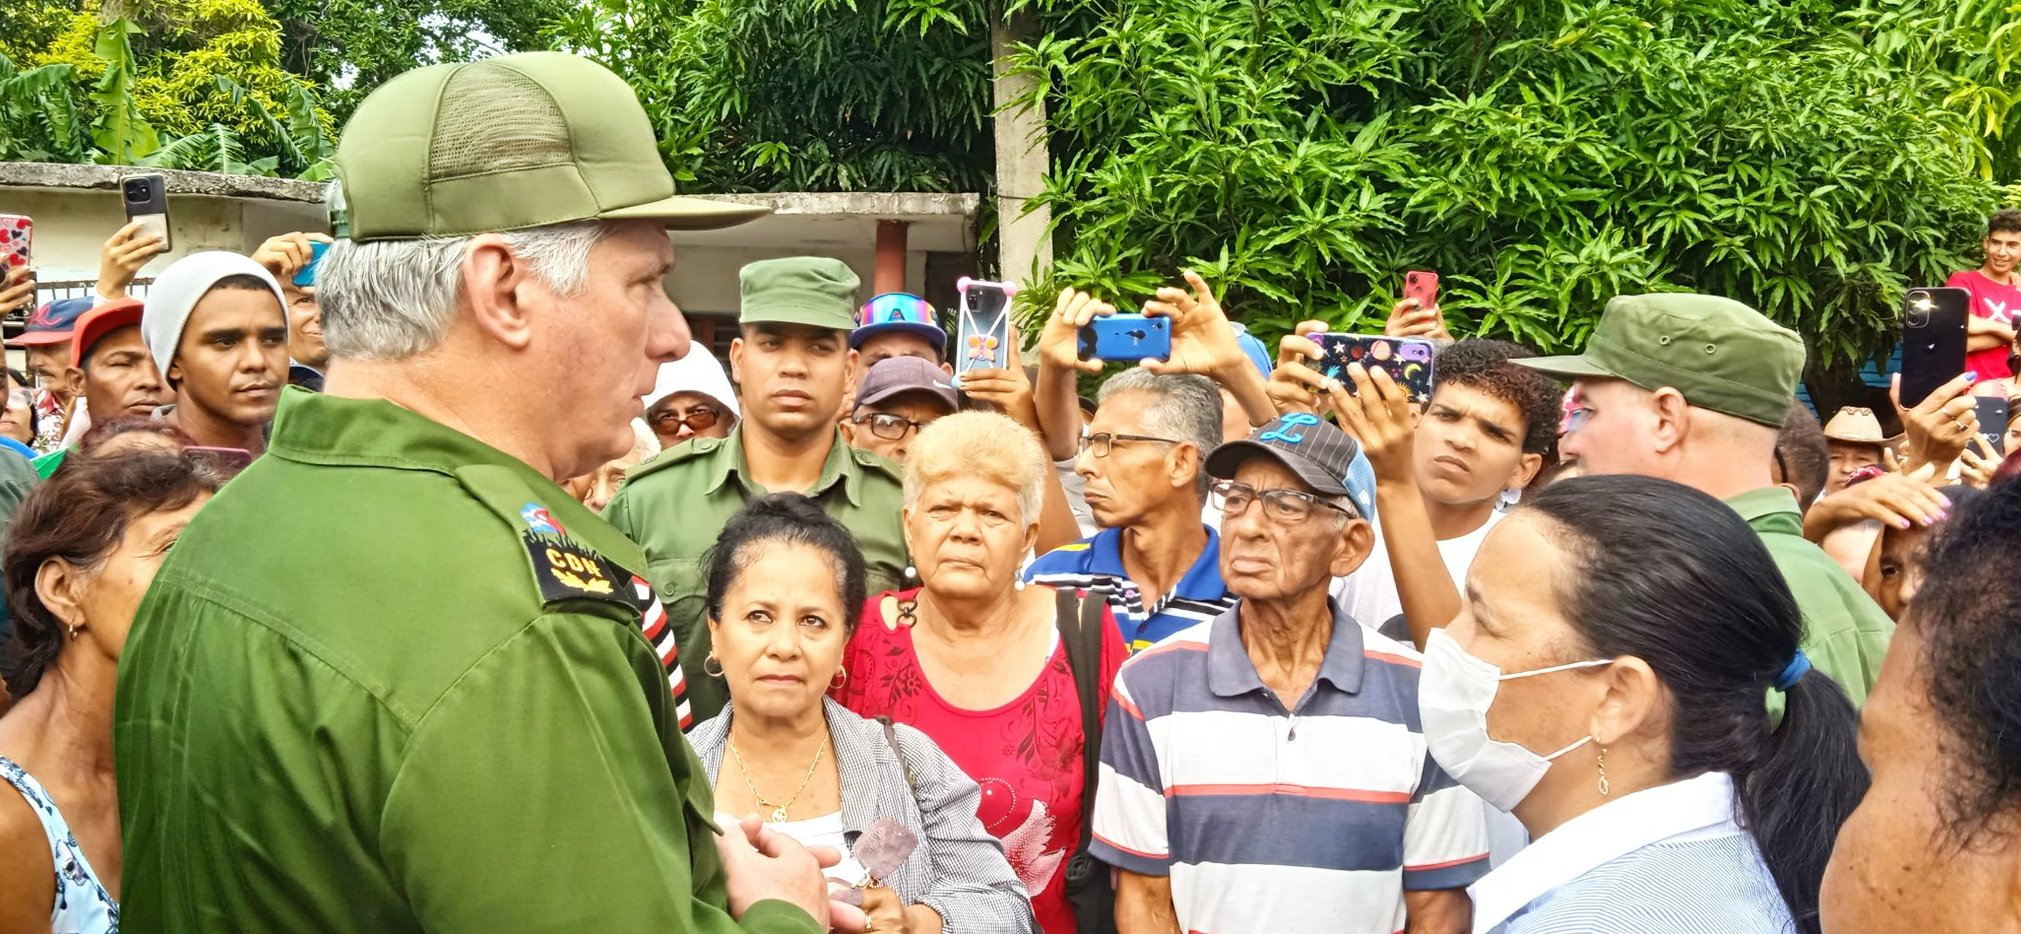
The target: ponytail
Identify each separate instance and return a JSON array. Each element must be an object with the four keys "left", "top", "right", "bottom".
[{"left": 1737, "top": 671, "right": 1868, "bottom": 934}]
